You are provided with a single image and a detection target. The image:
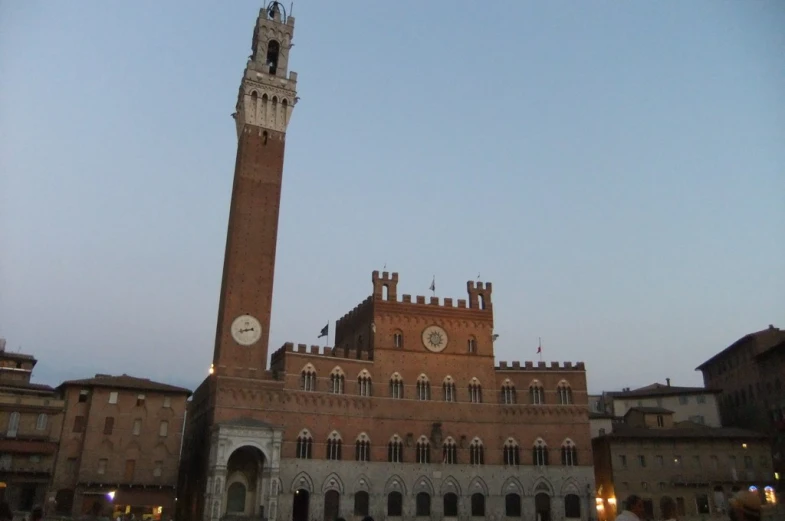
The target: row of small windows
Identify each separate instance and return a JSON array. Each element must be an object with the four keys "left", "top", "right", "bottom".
[
  {"left": 295, "top": 431, "right": 579, "bottom": 466},
  {"left": 303, "top": 368, "right": 574, "bottom": 405},
  {"left": 318, "top": 490, "right": 580, "bottom": 519},
  {"left": 78, "top": 389, "right": 172, "bottom": 408}
]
